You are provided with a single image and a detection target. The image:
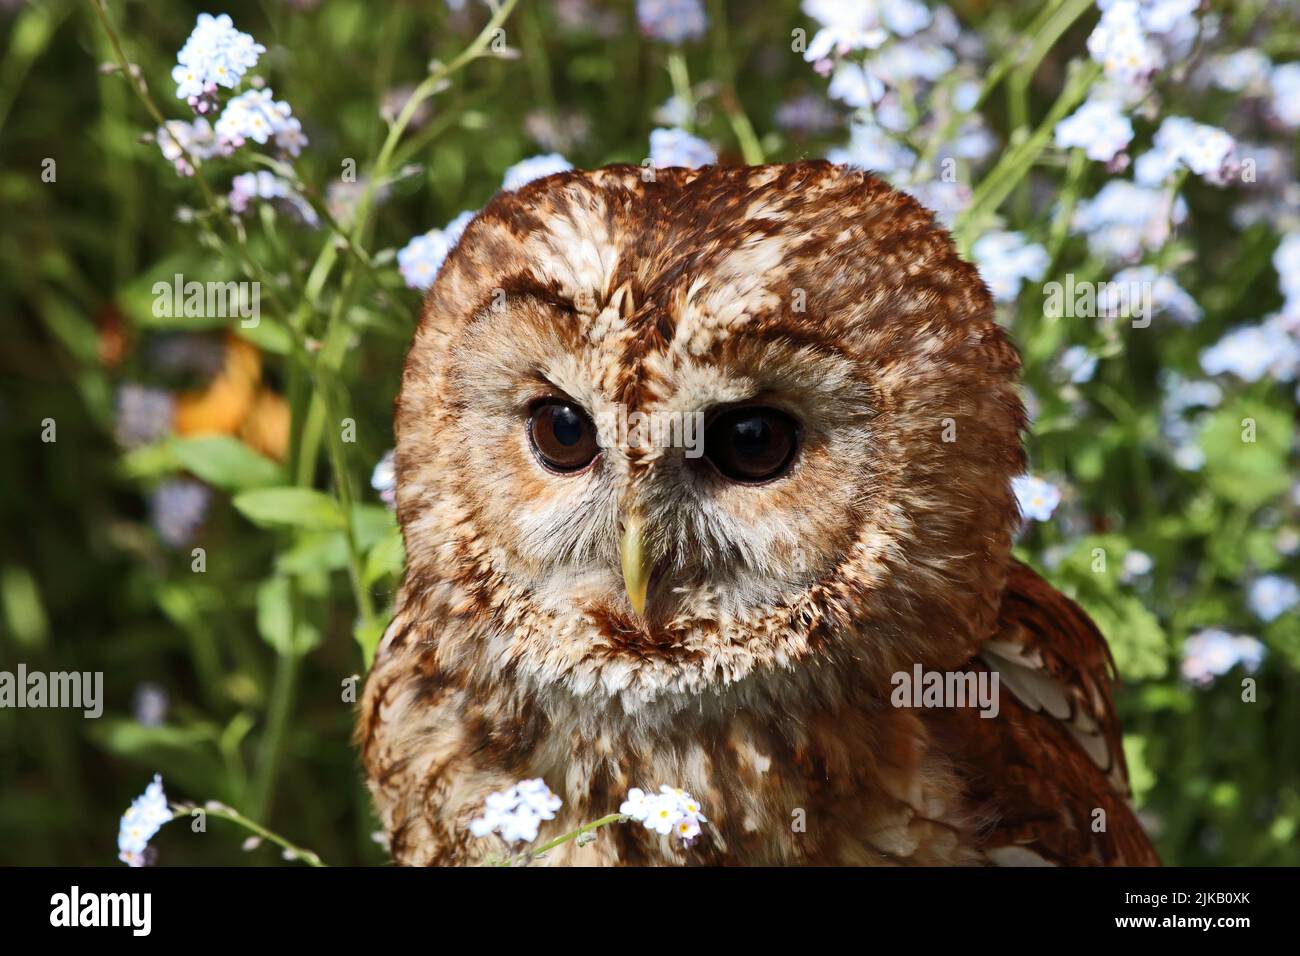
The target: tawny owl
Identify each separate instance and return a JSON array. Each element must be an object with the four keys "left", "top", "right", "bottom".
[{"left": 359, "top": 161, "right": 1159, "bottom": 866}]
